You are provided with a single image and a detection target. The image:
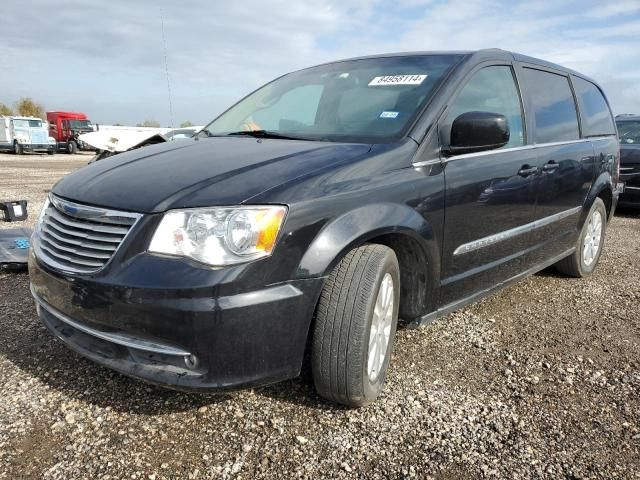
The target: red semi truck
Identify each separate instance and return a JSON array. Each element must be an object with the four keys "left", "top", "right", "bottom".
[{"left": 46, "top": 111, "right": 94, "bottom": 154}]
